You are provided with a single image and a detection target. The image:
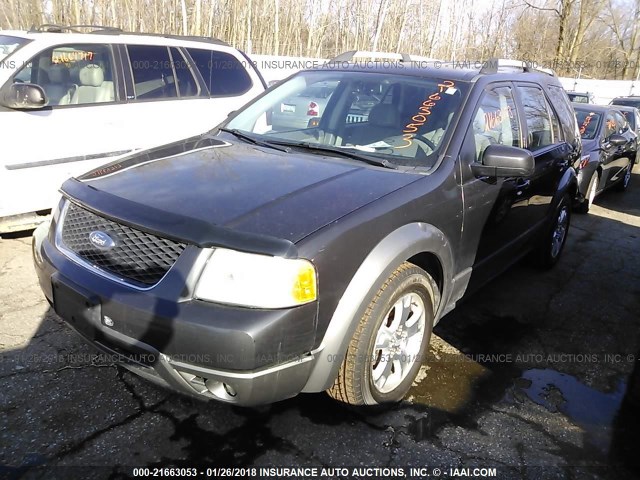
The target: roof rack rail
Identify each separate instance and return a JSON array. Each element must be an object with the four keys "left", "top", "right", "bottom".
[
  {"left": 151, "top": 33, "right": 229, "bottom": 47},
  {"left": 331, "top": 50, "right": 438, "bottom": 63},
  {"left": 30, "top": 24, "right": 123, "bottom": 33},
  {"left": 26, "top": 25, "right": 229, "bottom": 46},
  {"left": 479, "top": 58, "right": 556, "bottom": 77}
]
